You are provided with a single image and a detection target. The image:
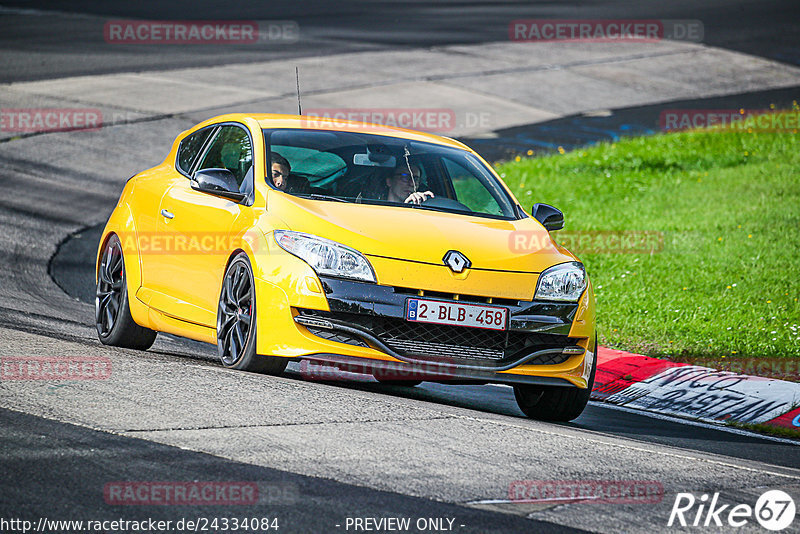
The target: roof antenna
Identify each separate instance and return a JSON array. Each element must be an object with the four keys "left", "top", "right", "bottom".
[{"left": 295, "top": 66, "right": 302, "bottom": 116}]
